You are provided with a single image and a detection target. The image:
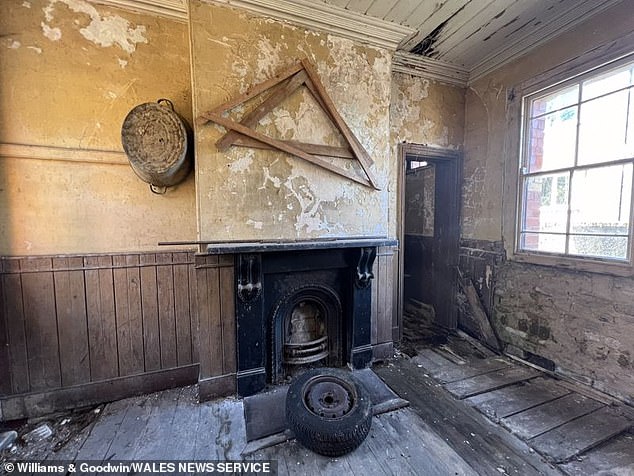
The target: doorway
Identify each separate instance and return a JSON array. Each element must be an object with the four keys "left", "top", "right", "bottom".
[{"left": 398, "top": 144, "right": 461, "bottom": 347}]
